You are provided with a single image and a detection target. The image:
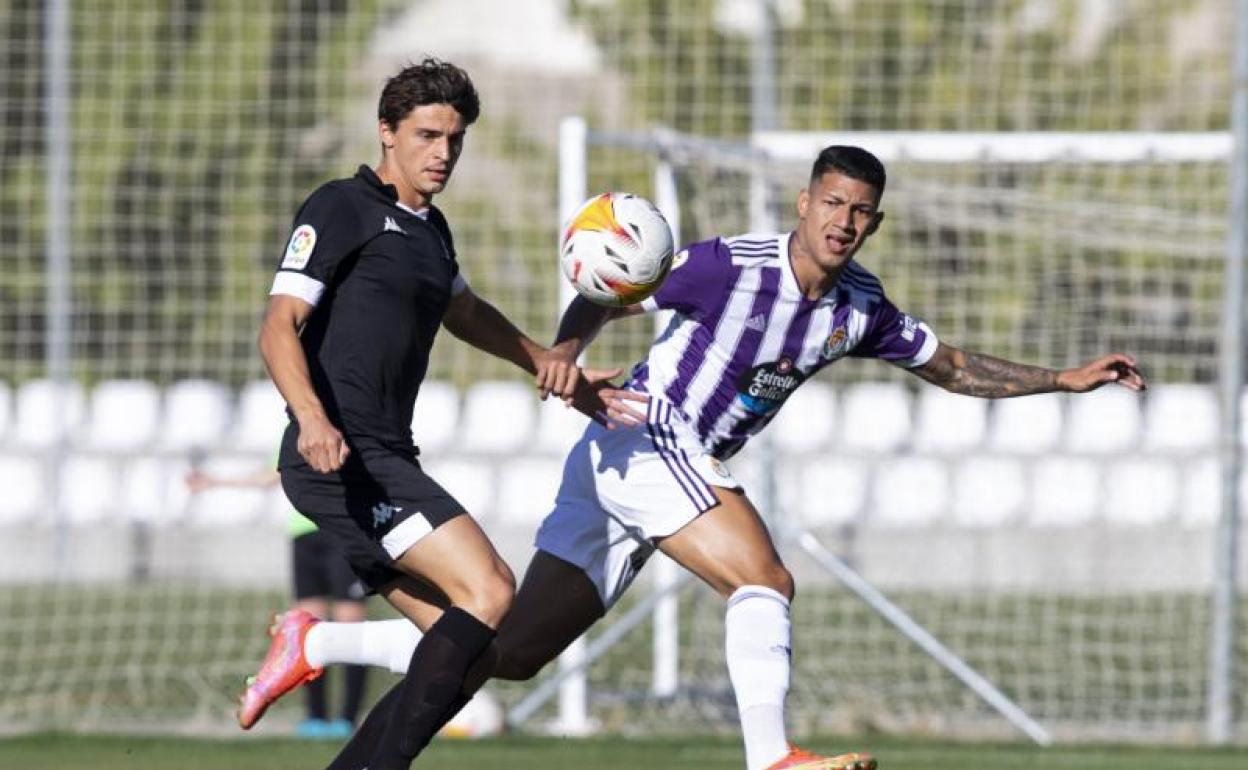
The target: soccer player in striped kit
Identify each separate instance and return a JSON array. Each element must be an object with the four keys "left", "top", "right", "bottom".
[{"left": 249, "top": 145, "right": 1146, "bottom": 770}]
